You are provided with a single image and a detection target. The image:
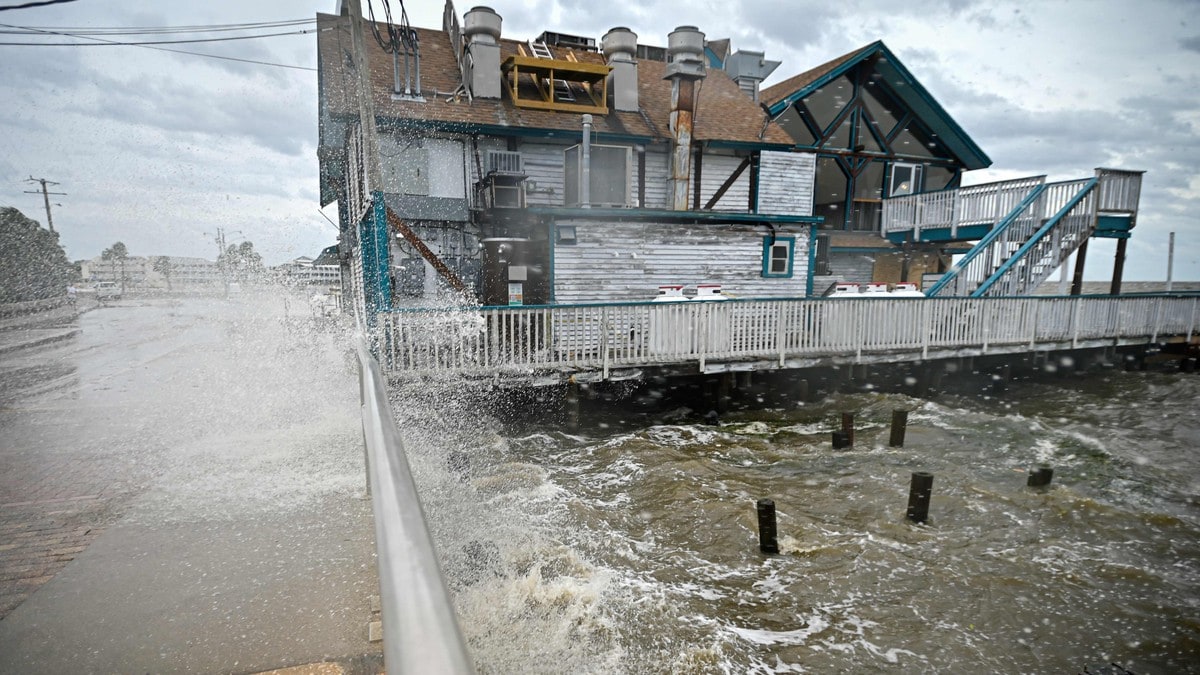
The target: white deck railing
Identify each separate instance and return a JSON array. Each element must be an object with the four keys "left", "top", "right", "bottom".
[
  {"left": 881, "top": 175, "right": 1046, "bottom": 240},
  {"left": 377, "top": 295, "right": 1199, "bottom": 379}
]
